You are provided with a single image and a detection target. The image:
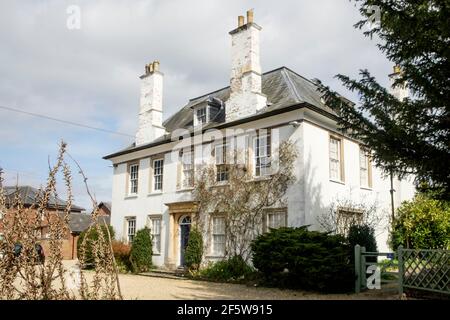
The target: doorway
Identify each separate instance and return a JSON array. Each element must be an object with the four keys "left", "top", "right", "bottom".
[{"left": 179, "top": 215, "right": 191, "bottom": 267}]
